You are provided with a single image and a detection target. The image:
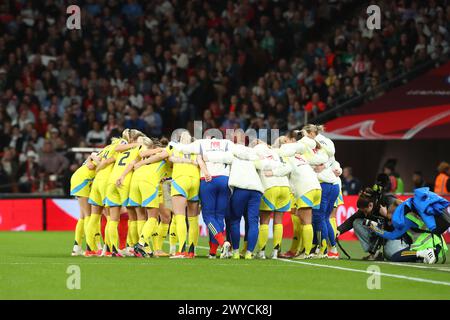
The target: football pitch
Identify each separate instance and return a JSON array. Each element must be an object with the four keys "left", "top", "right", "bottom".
[{"left": 0, "top": 232, "right": 449, "bottom": 300}]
